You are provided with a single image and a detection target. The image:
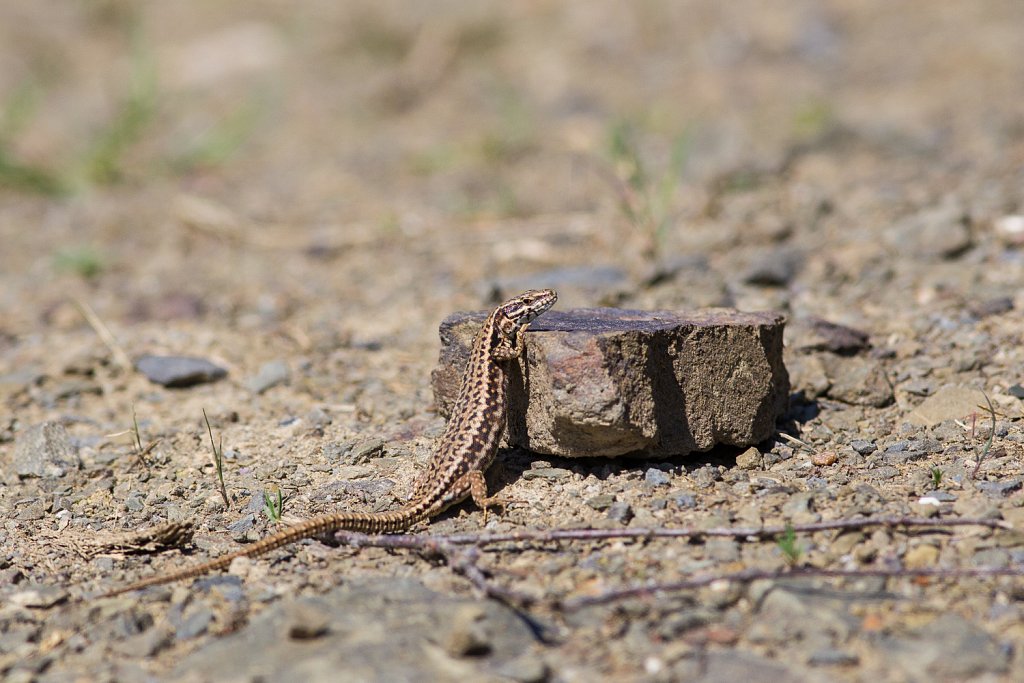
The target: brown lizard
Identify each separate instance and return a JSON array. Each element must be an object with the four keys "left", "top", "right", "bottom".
[{"left": 99, "top": 288, "right": 558, "bottom": 597}]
